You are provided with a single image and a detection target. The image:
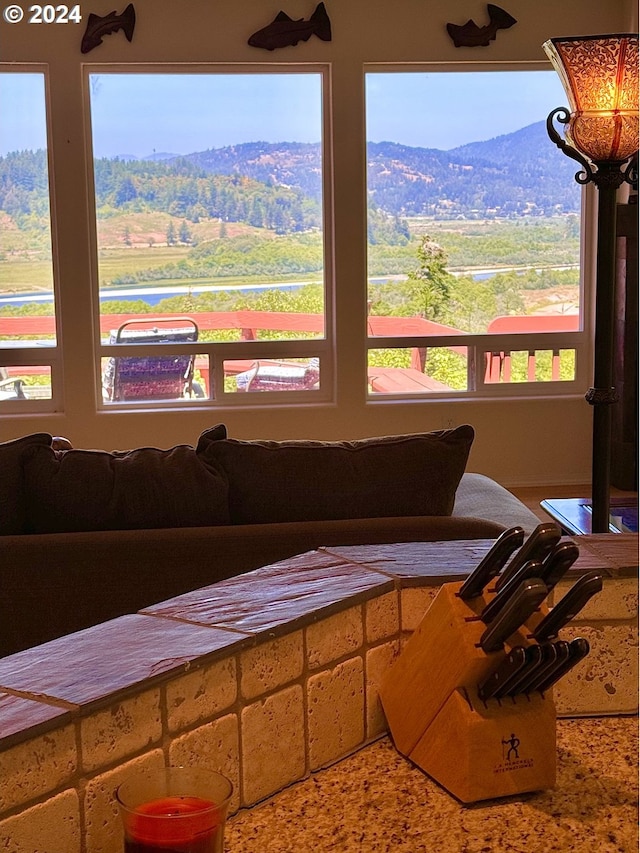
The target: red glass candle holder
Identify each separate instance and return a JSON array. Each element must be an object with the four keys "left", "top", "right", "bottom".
[{"left": 115, "top": 767, "right": 233, "bottom": 853}]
